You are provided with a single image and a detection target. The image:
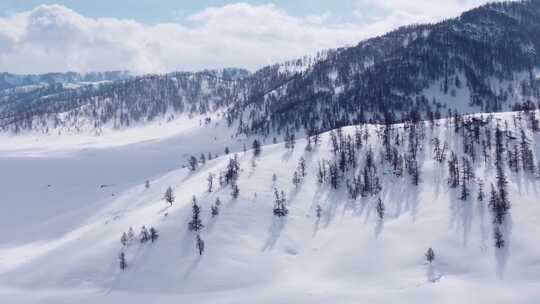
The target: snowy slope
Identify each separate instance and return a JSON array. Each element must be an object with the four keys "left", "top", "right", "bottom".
[{"left": 1, "top": 111, "right": 540, "bottom": 303}]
